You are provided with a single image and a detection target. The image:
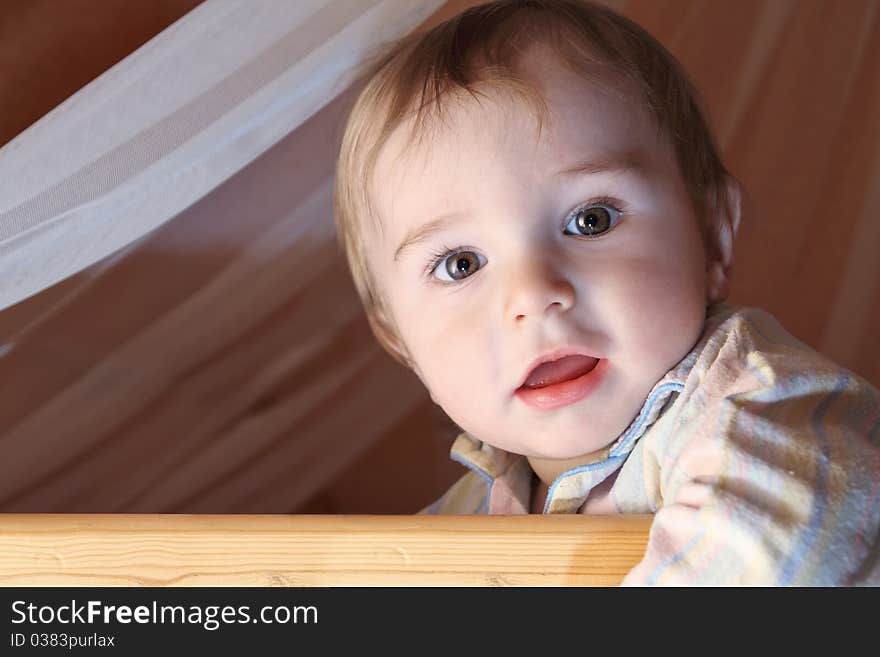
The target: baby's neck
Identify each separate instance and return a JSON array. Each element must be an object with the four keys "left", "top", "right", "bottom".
[{"left": 527, "top": 447, "right": 611, "bottom": 490}]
